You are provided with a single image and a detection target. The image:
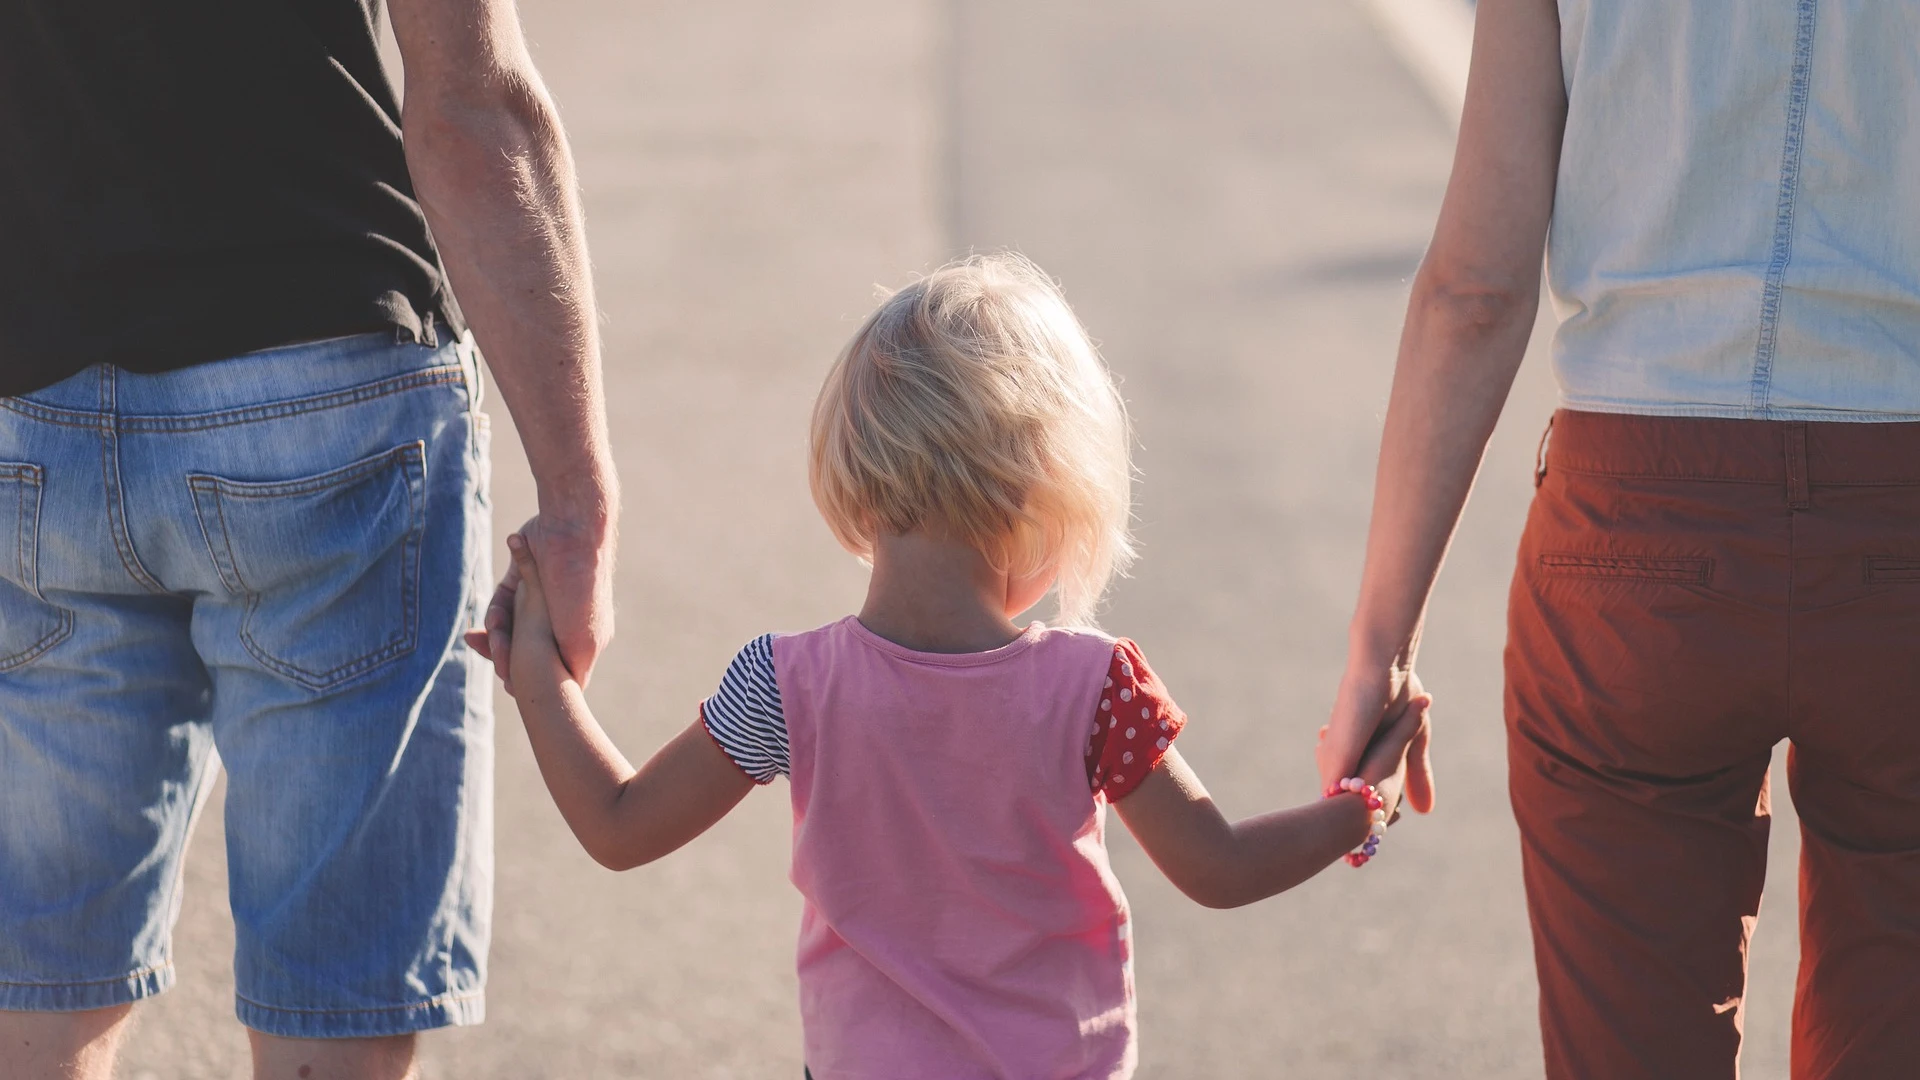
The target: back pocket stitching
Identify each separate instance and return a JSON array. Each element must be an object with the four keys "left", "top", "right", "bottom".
[
  {"left": 0, "top": 463, "right": 73, "bottom": 670},
  {"left": 1539, "top": 552, "right": 1713, "bottom": 583},
  {"left": 188, "top": 442, "right": 427, "bottom": 691},
  {"left": 1864, "top": 557, "right": 1920, "bottom": 585}
]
